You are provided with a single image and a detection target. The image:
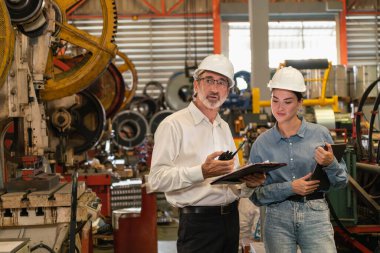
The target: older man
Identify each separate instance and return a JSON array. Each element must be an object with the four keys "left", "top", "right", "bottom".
[{"left": 148, "top": 54, "right": 265, "bottom": 253}]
